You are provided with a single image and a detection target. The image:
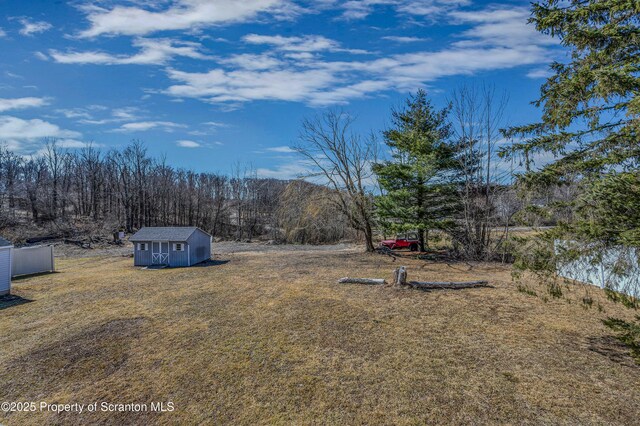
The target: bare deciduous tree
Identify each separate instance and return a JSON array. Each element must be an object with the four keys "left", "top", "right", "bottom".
[
  {"left": 449, "top": 84, "right": 516, "bottom": 260},
  {"left": 295, "top": 110, "right": 377, "bottom": 252}
]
